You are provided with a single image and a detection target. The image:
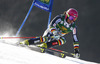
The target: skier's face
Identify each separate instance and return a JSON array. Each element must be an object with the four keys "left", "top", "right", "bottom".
[
  {"left": 65, "top": 15, "right": 76, "bottom": 24},
  {"left": 67, "top": 18, "right": 74, "bottom": 24}
]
